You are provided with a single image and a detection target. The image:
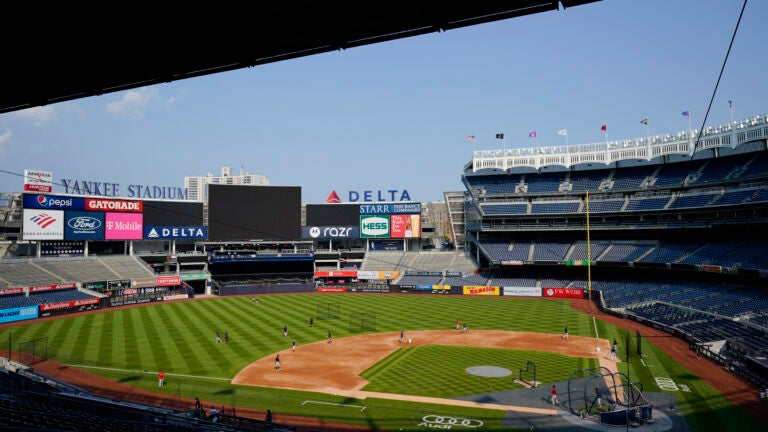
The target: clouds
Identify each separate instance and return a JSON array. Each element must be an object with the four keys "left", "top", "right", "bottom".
[
  {"left": 0, "top": 130, "right": 12, "bottom": 157},
  {"left": 105, "top": 87, "right": 161, "bottom": 117},
  {"left": 11, "top": 106, "right": 55, "bottom": 127}
]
